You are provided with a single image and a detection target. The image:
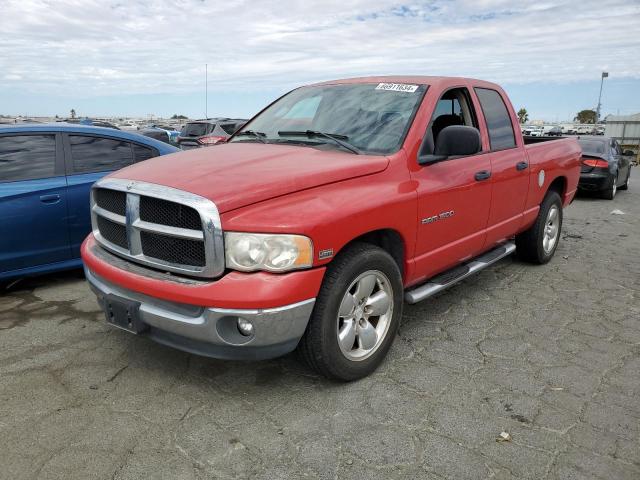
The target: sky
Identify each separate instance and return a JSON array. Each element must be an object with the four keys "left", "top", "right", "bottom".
[{"left": 1, "top": 0, "right": 639, "bottom": 122}]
